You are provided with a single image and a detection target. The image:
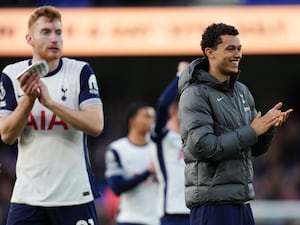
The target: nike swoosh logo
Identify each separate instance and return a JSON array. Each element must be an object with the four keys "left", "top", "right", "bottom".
[
  {"left": 217, "top": 97, "right": 224, "bottom": 102},
  {"left": 18, "top": 94, "right": 24, "bottom": 98}
]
